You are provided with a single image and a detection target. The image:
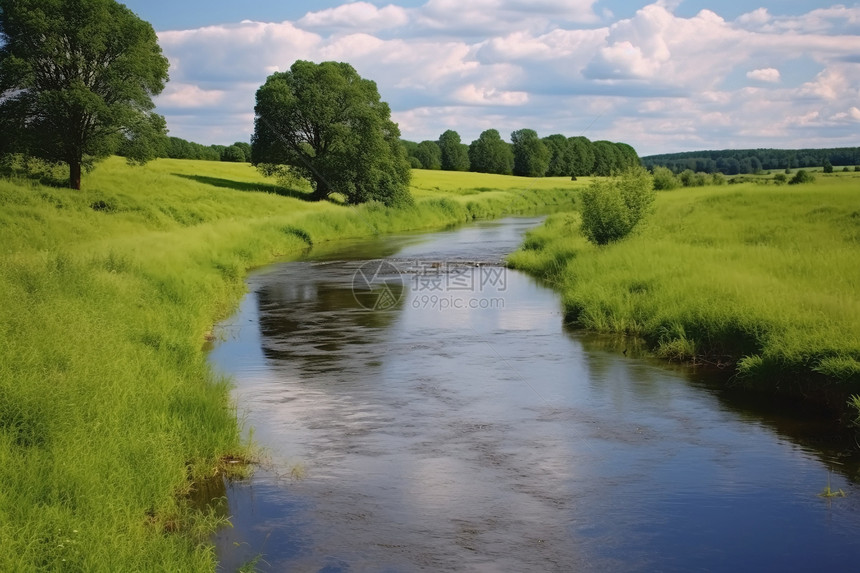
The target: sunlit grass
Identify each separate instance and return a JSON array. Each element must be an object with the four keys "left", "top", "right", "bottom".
[
  {"left": 509, "top": 173, "right": 860, "bottom": 395},
  {"left": 0, "top": 157, "right": 579, "bottom": 570}
]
